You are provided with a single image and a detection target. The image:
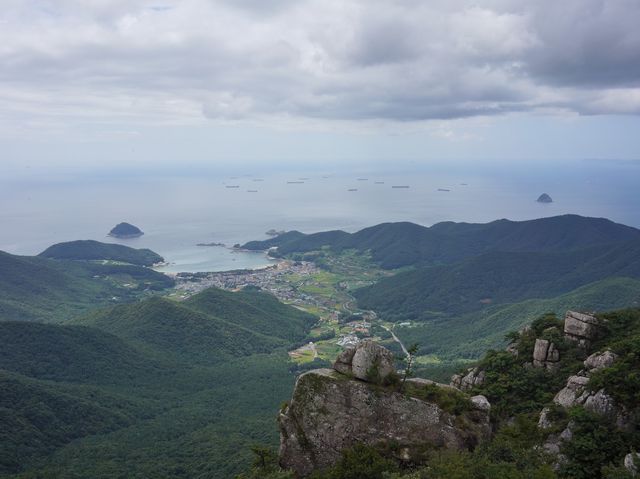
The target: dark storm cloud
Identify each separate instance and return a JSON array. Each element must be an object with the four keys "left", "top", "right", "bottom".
[{"left": 1, "top": 0, "right": 640, "bottom": 129}]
